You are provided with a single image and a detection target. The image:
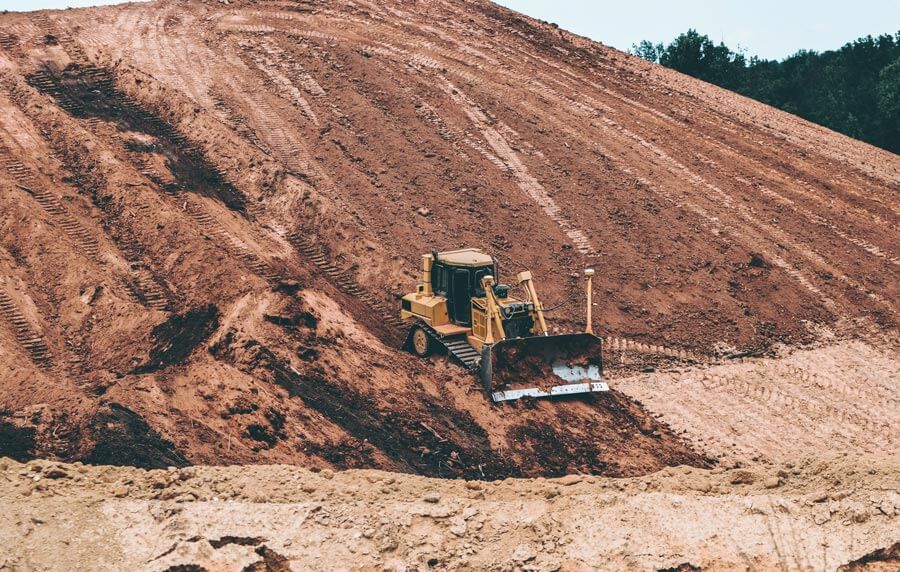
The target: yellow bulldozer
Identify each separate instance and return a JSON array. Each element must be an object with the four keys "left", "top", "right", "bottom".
[{"left": 400, "top": 248, "right": 607, "bottom": 402}]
